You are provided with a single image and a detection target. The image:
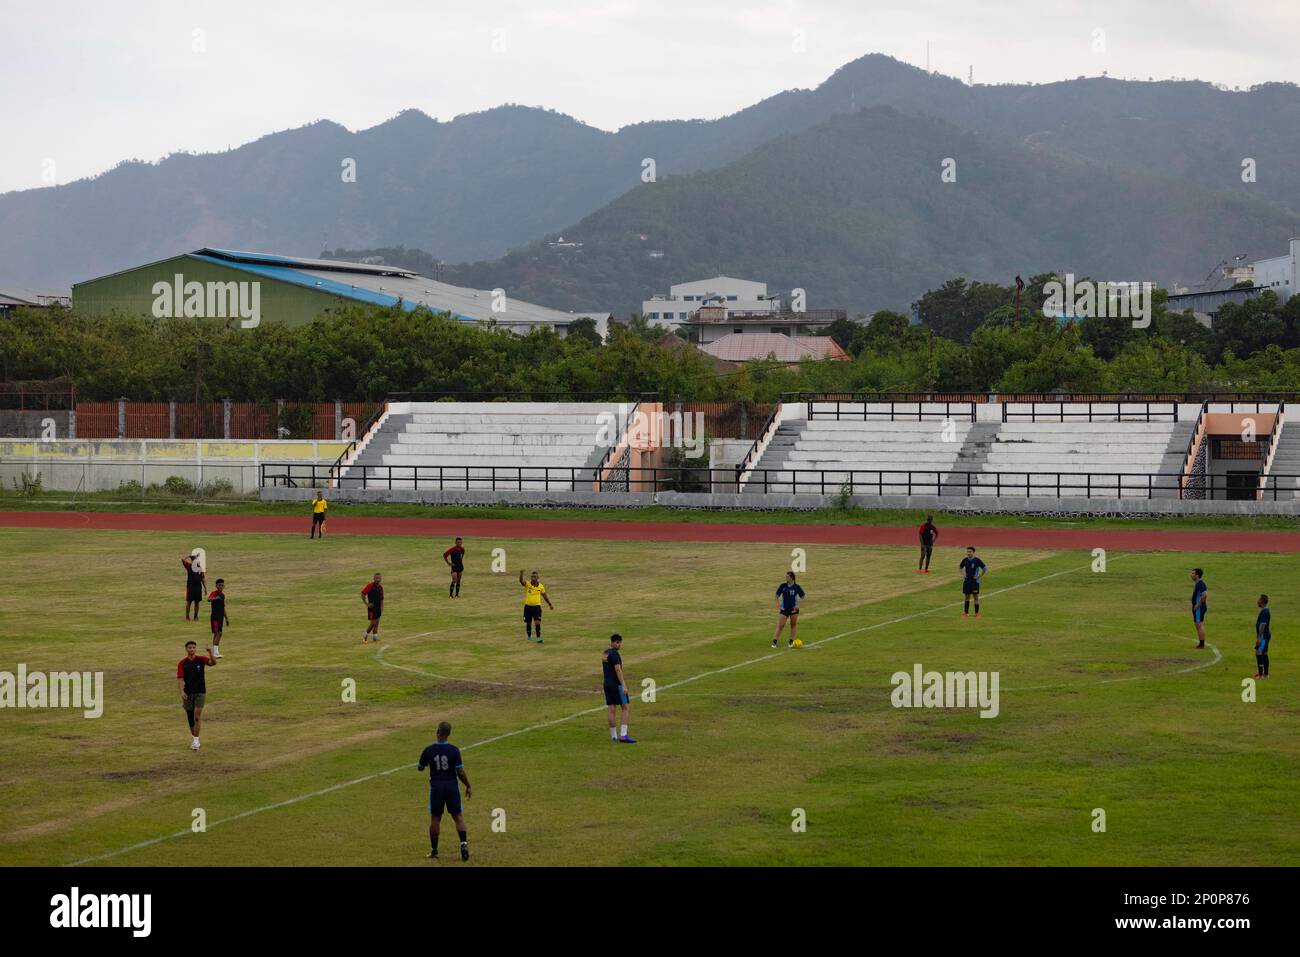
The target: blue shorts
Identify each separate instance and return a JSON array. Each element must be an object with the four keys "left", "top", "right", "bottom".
[
  {"left": 428, "top": 782, "right": 462, "bottom": 817},
  {"left": 1192, "top": 607, "right": 1206, "bottom": 623},
  {"left": 1257, "top": 636, "right": 1270, "bottom": 653},
  {"left": 604, "top": 684, "right": 629, "bottom": 706},
  {"left": 962, "top": 579, "right": 980, "bottom": 595}
]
